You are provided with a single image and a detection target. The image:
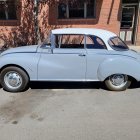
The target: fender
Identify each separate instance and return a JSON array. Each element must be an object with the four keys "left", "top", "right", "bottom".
[
  {"left": 97, "top": 56, "right": 140, "bottom": 81},
  {"left": 0, "top": 52, "right": 41, "bottom": 81}
]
